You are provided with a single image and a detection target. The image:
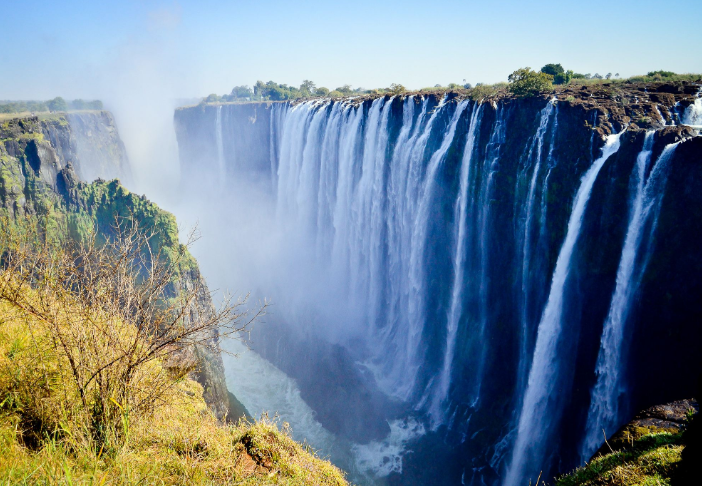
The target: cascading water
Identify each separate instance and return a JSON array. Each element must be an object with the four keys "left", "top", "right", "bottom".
[
  {"left": 215, "top": 105, "right": 226, "bottom": 180},
  {"left": 516, "top": 99, "right": 558, "bottom": 397},
  {"left": 682, "top": 95, "right": 702, "bottom": 126},
  {"left": 581, "top": 136, "right": 679, "bottom": 460},
  {"left": 429, "top": 102, "right": 483, "bottom": 426},
  {"left": 504, "top": 132, "right": 624, "bottom": 486},
  {"left": 174, "top": 92, "right": 700, "bottom": 486}
]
